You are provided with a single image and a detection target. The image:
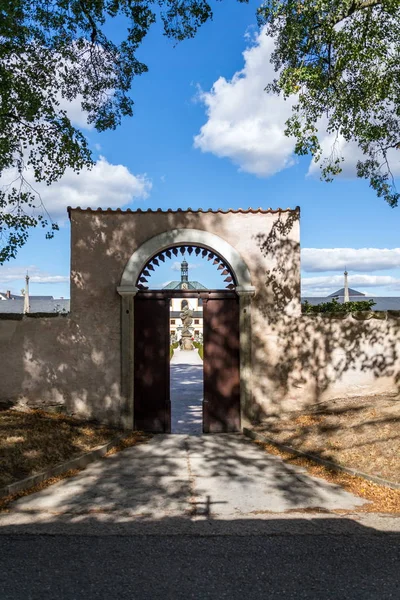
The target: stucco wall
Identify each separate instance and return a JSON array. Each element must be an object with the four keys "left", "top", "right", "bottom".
[
  {"left": 251, "top": 312, "right": 400, "bottom": 419},
  {"left": 0, "top": 314, "right": 125, "bottom": 423},
  {"left": 0, "top": 207, "right": 399, "bottom": 425}
]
